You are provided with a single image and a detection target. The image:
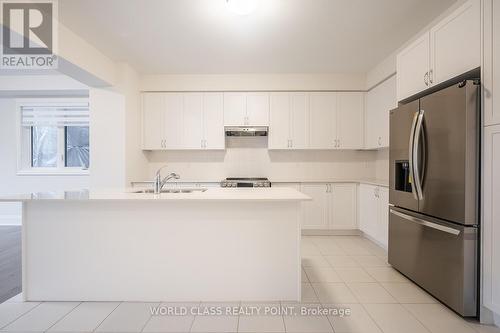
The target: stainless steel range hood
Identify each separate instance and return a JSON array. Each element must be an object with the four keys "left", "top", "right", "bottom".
[{"left": 225, "top": 126, "right": 268, "bottom": 137}]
